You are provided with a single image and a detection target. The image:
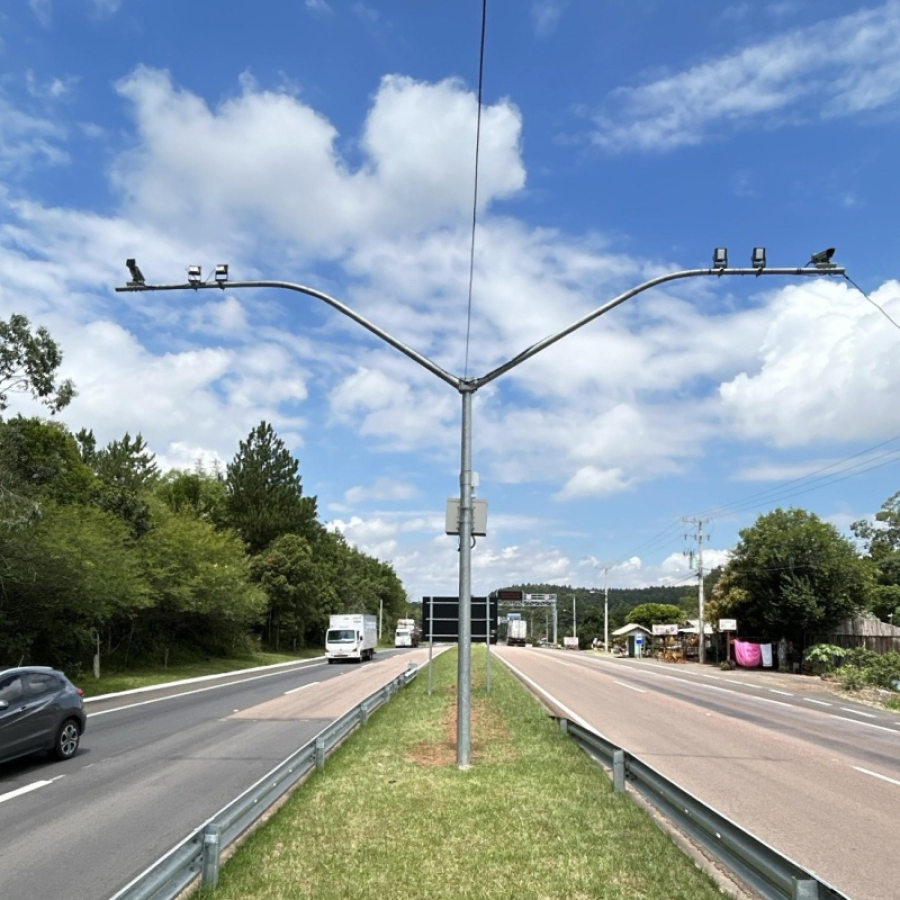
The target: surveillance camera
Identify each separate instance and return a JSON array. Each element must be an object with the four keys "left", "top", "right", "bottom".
[
  {"left": 126, "top": 258, "right": 145, "bottom": 285},
  {"left": 809, "top": 248, "right": 836, "bottom": 267}
]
